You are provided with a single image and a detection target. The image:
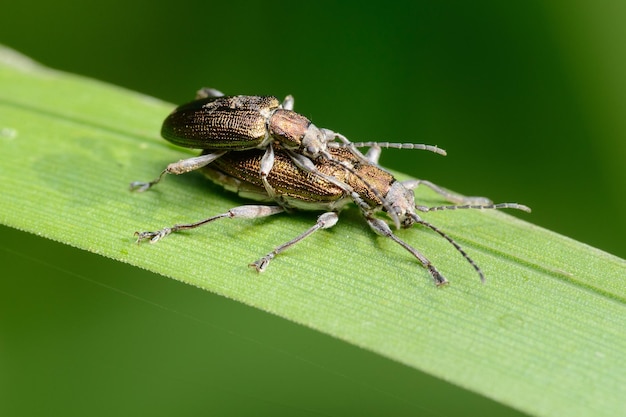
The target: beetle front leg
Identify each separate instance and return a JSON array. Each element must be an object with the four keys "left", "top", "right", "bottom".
[
  {"left": 402, "top": 179, "right": 493, "bottom": 206},
  {"left": 250, "top": 212, "right": 339, "bottom": 272},
  {"left": 130, "top": 151, "right": 227, "bottom": 192},
  {"left": 365, "top": 216, "right": 448, "bottom": 286},
  {"left": 195, "top": 87, "right": 225, "bottom": 99},
  {"left": 135, "top": 205, "right": 284, "bottom": 243},
  {"left": 259, "top": 143, "right": 281, "bottom": 201}
]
